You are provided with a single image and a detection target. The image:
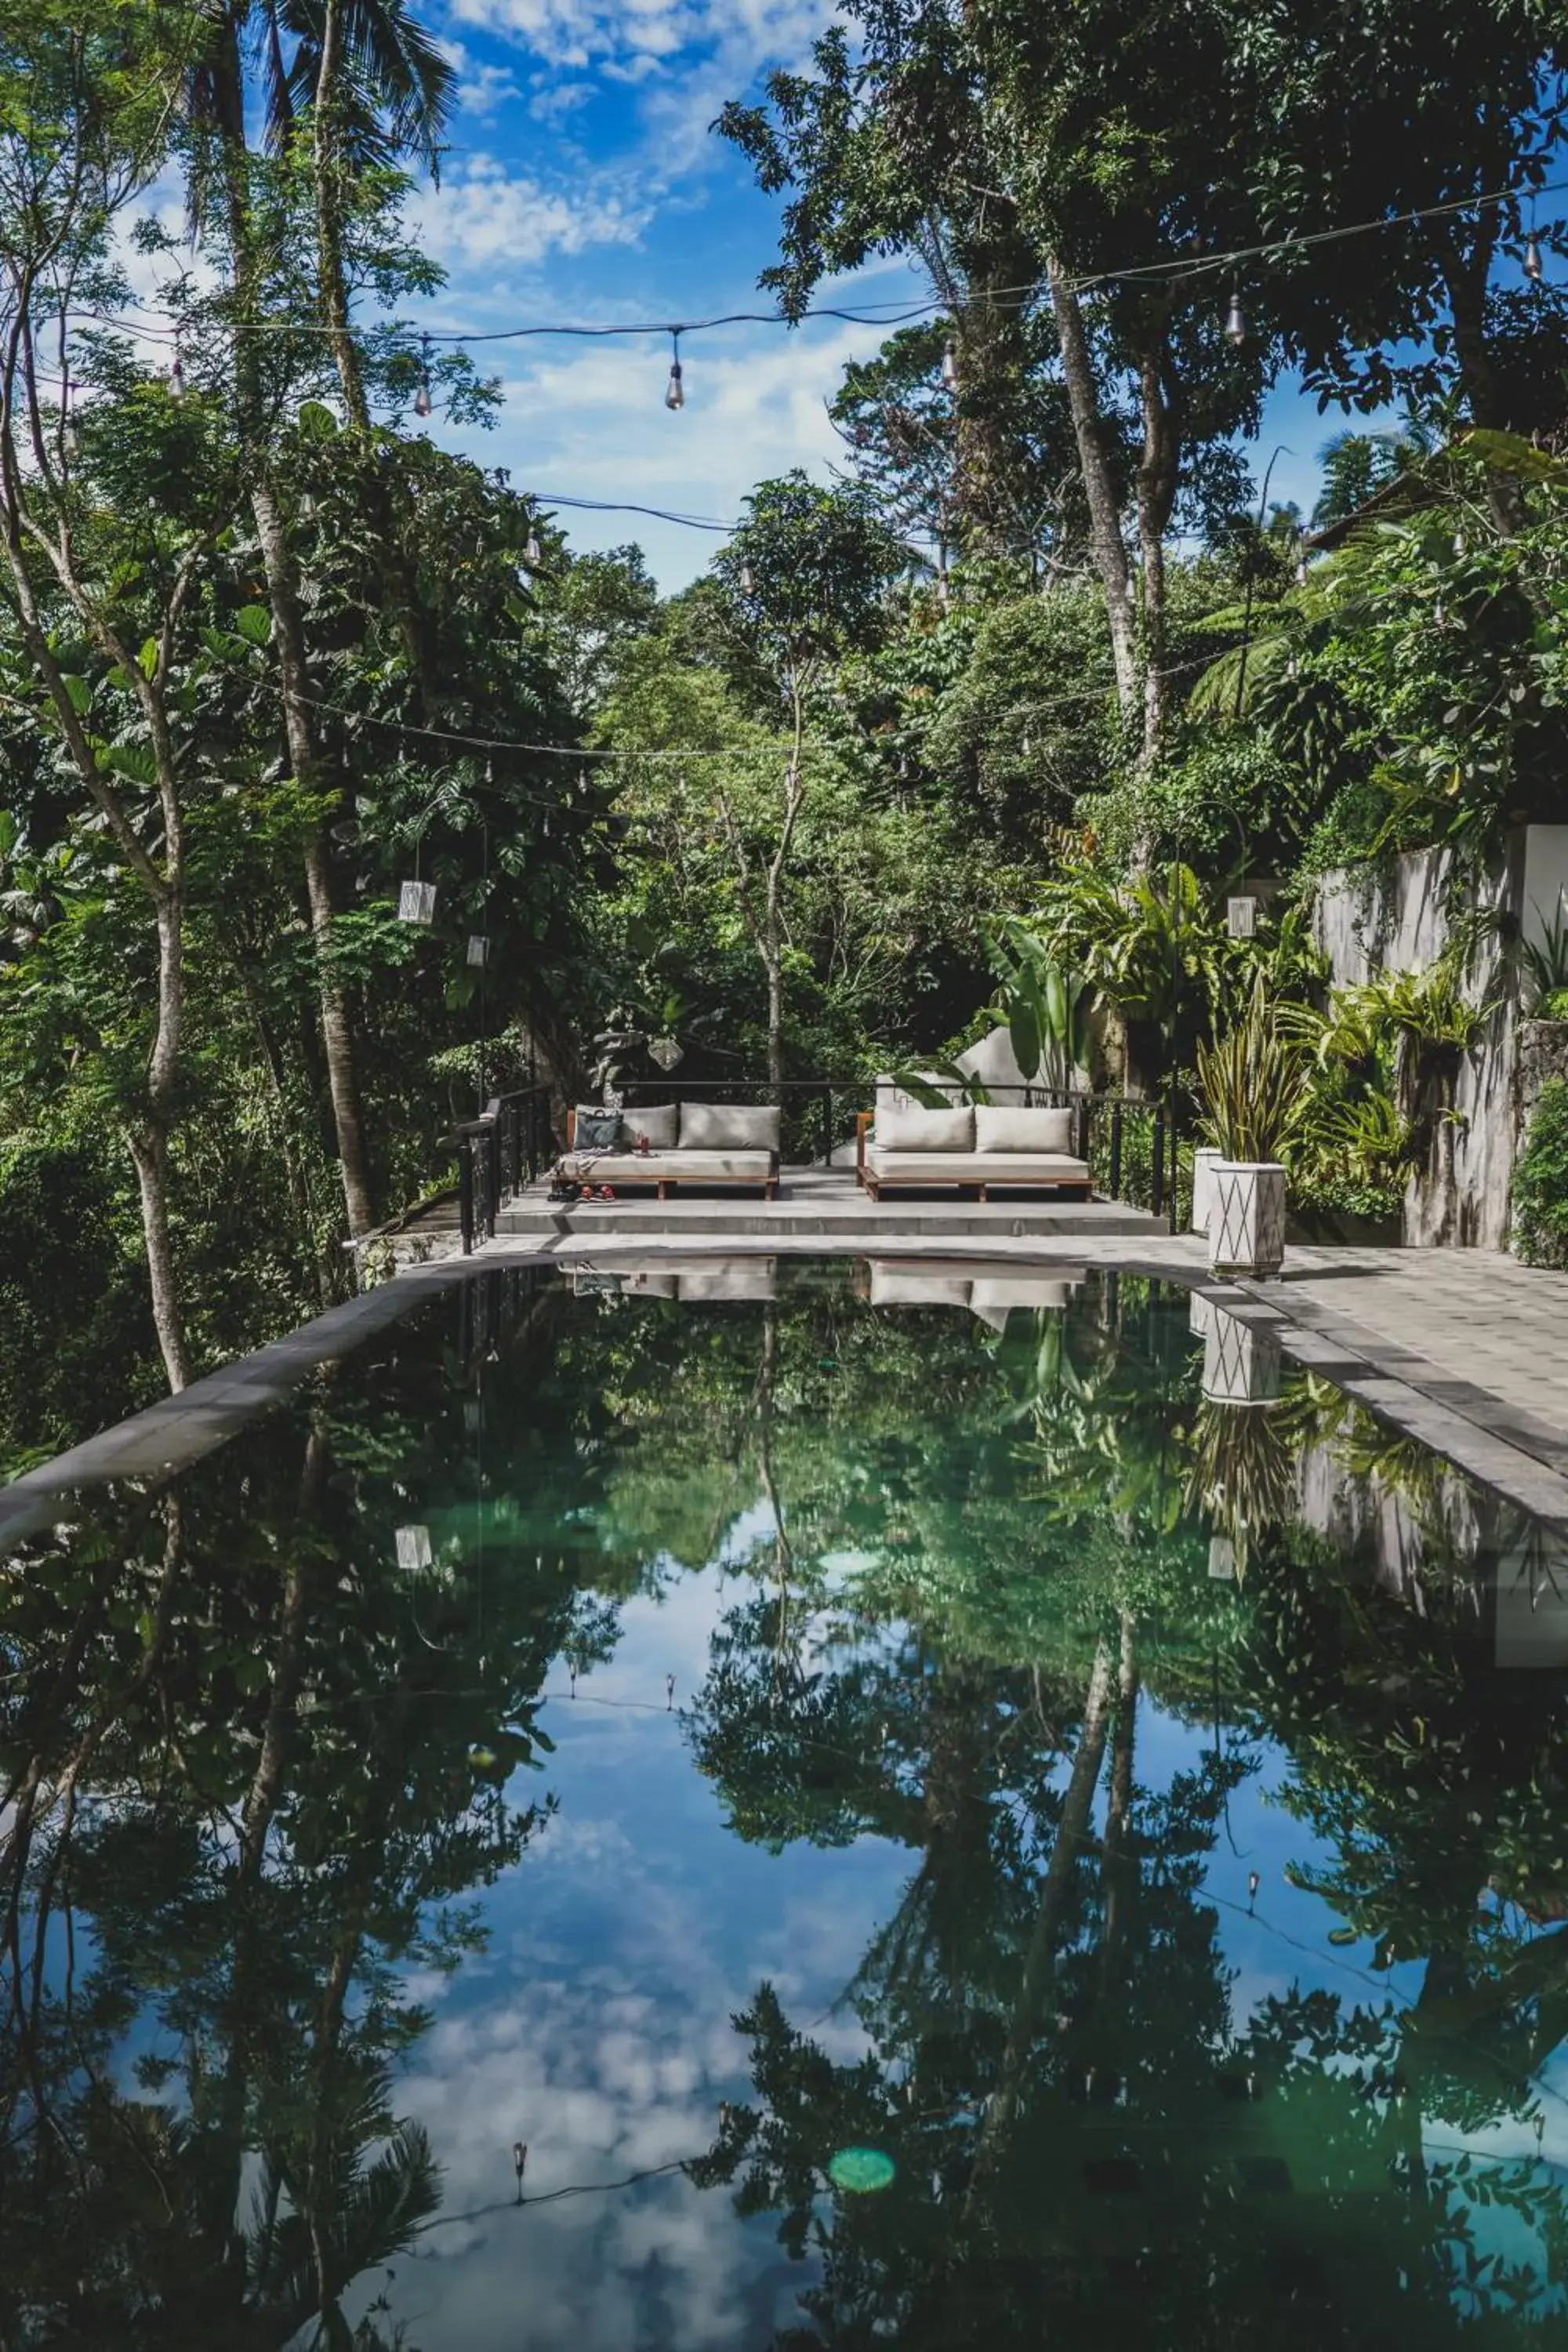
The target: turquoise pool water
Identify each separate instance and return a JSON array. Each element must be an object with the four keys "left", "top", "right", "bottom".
[{"left": 4, "top": 1261, "right": 1568, "bottom": 2347}]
